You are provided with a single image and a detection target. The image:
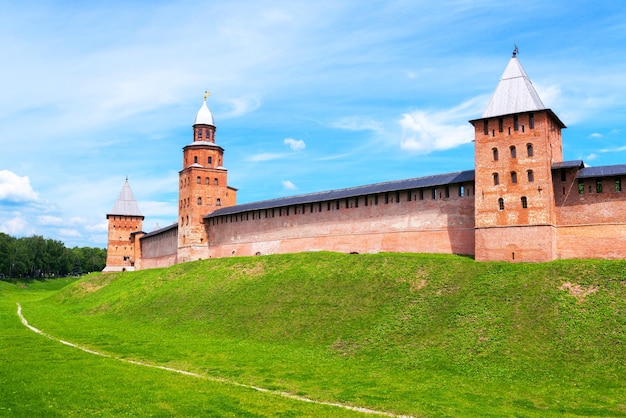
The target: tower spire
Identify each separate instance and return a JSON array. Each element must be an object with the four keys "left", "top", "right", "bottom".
[
  {"left": 109, "top": 178, "right": 142, "bottom": 217},
  {"left": 481, "top": 52, "right": 545, "bottom": 118}
]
